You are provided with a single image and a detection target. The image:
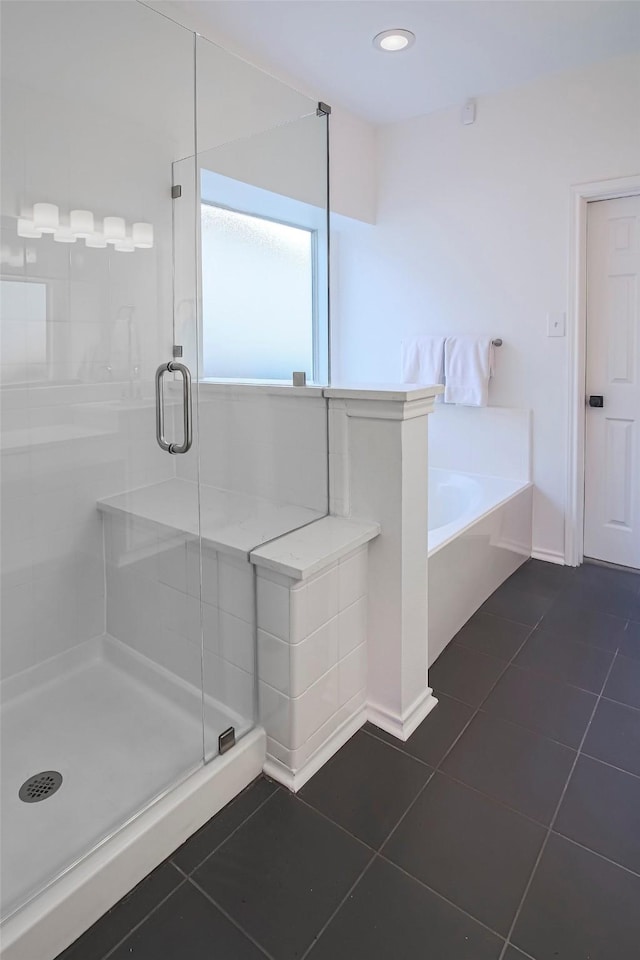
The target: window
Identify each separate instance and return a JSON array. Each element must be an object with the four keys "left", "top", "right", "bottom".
[
  {"left": 0, "top": 278, "right": 48, "bottom": 384},
  {"left": 200, "top": 203, "right": 320, "bottom": 382}
]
